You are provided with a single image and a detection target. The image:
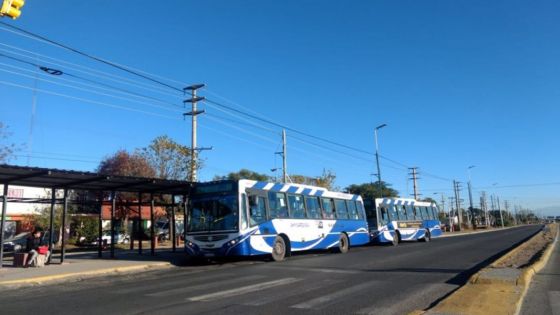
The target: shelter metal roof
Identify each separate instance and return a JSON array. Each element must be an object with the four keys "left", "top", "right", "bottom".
[{"left": 0, "top": 164, "right": 192, "bottom": 195}]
